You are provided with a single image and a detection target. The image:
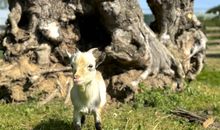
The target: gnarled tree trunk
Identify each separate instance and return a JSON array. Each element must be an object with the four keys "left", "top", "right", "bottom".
[
  {"left": 147, "top": 0, "right": 207, "bottom": 80},
  {"left": 0, "top": 0, "right": 206, "bottom": 103}
]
